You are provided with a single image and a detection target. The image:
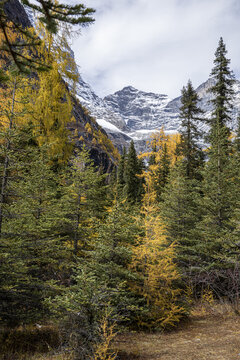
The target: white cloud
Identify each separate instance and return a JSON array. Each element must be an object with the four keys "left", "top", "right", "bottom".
[{"left": 69, "top": 0, "right": 240, "bottom": 98}]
